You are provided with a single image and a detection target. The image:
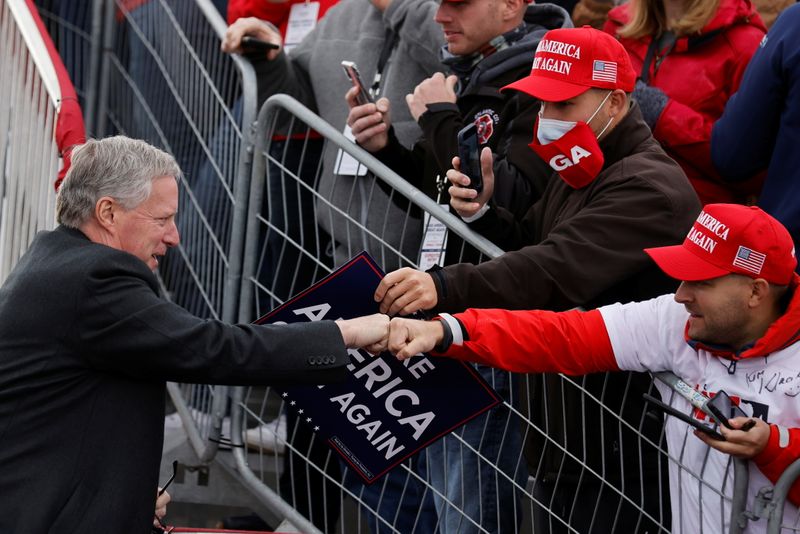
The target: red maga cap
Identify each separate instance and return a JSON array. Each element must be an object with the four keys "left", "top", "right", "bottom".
[
  {"left": 645, "top": 204, "right": 797, "bottom": 285},
  {"left": 504, "top": 26, "right": 635, "bottom": 101}
]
